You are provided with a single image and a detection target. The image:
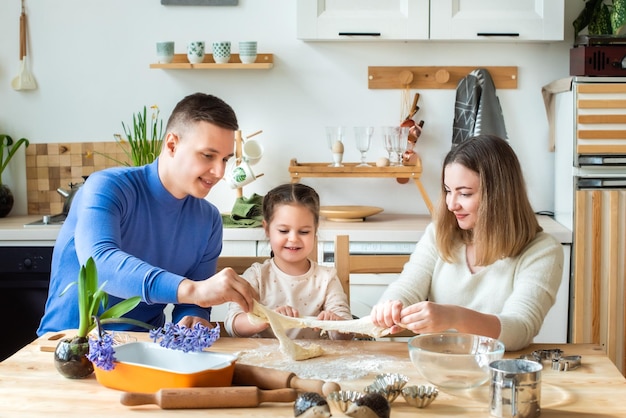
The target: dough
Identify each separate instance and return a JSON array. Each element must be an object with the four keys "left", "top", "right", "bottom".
[{"left": 248, "top": 301, "right": 391, "bottom": 361}]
